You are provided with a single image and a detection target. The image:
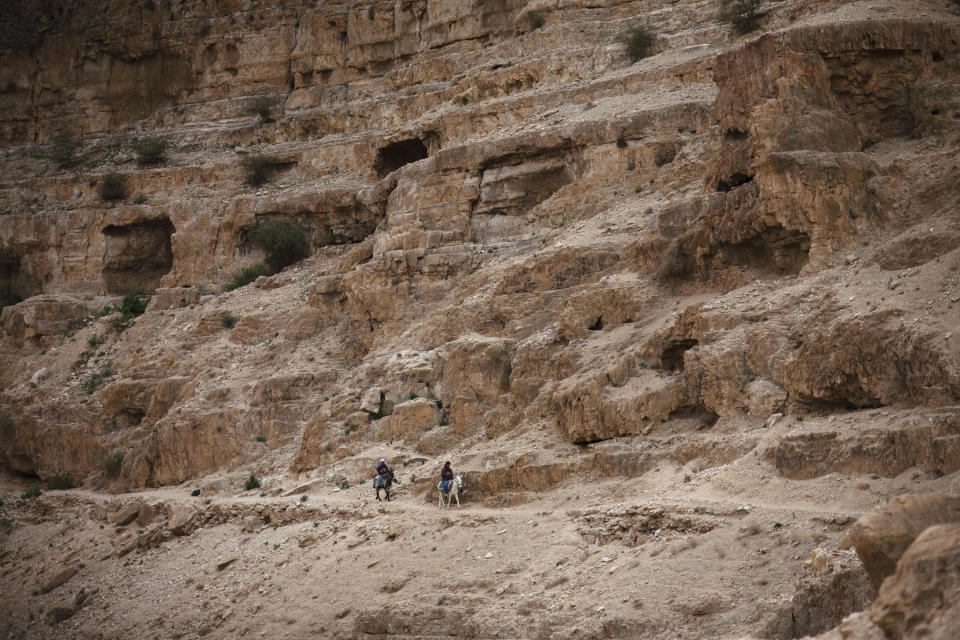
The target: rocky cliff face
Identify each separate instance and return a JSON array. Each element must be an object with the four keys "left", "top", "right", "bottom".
[{"left": 2, "top": 0, "right": 960, "bottom": 638}]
